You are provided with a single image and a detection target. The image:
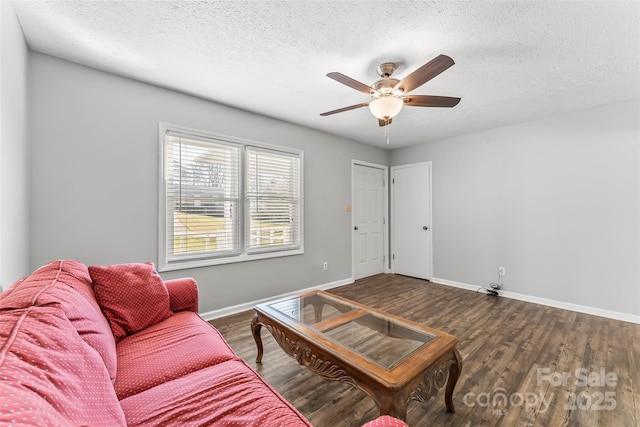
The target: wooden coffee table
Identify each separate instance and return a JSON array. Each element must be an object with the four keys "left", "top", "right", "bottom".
[{"left": 251, "top": 290, "right": 462, "bottom": 421}]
